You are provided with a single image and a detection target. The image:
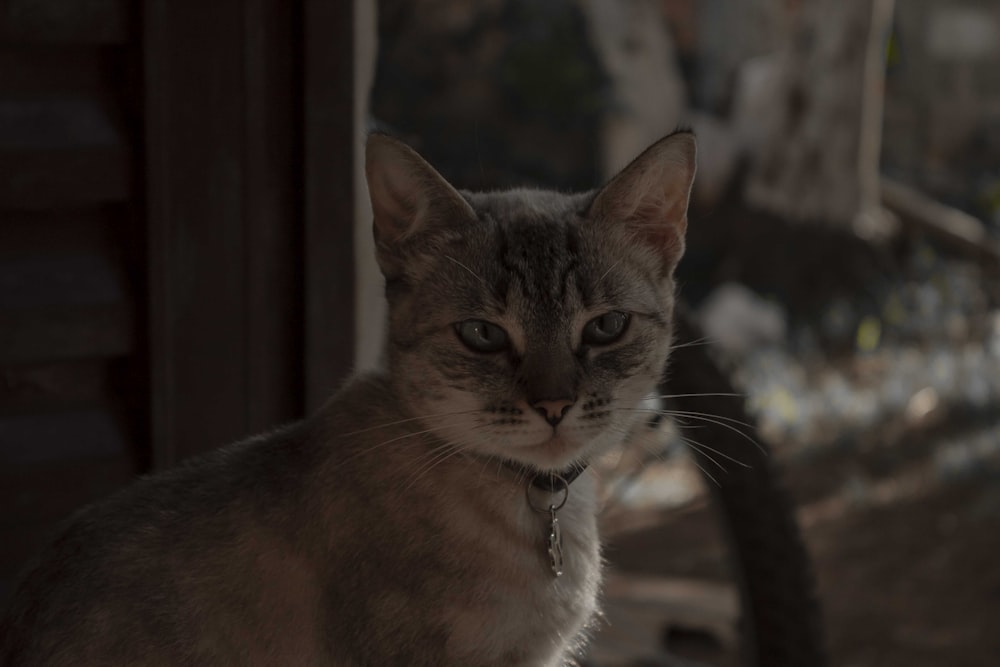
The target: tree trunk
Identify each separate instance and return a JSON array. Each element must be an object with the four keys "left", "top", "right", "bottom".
[
  {"left": 743, "top": 0, "right": 896, "bottom": 235},
  {"left": 579, "top": 0, "right": 686, "bottom": 179}
]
